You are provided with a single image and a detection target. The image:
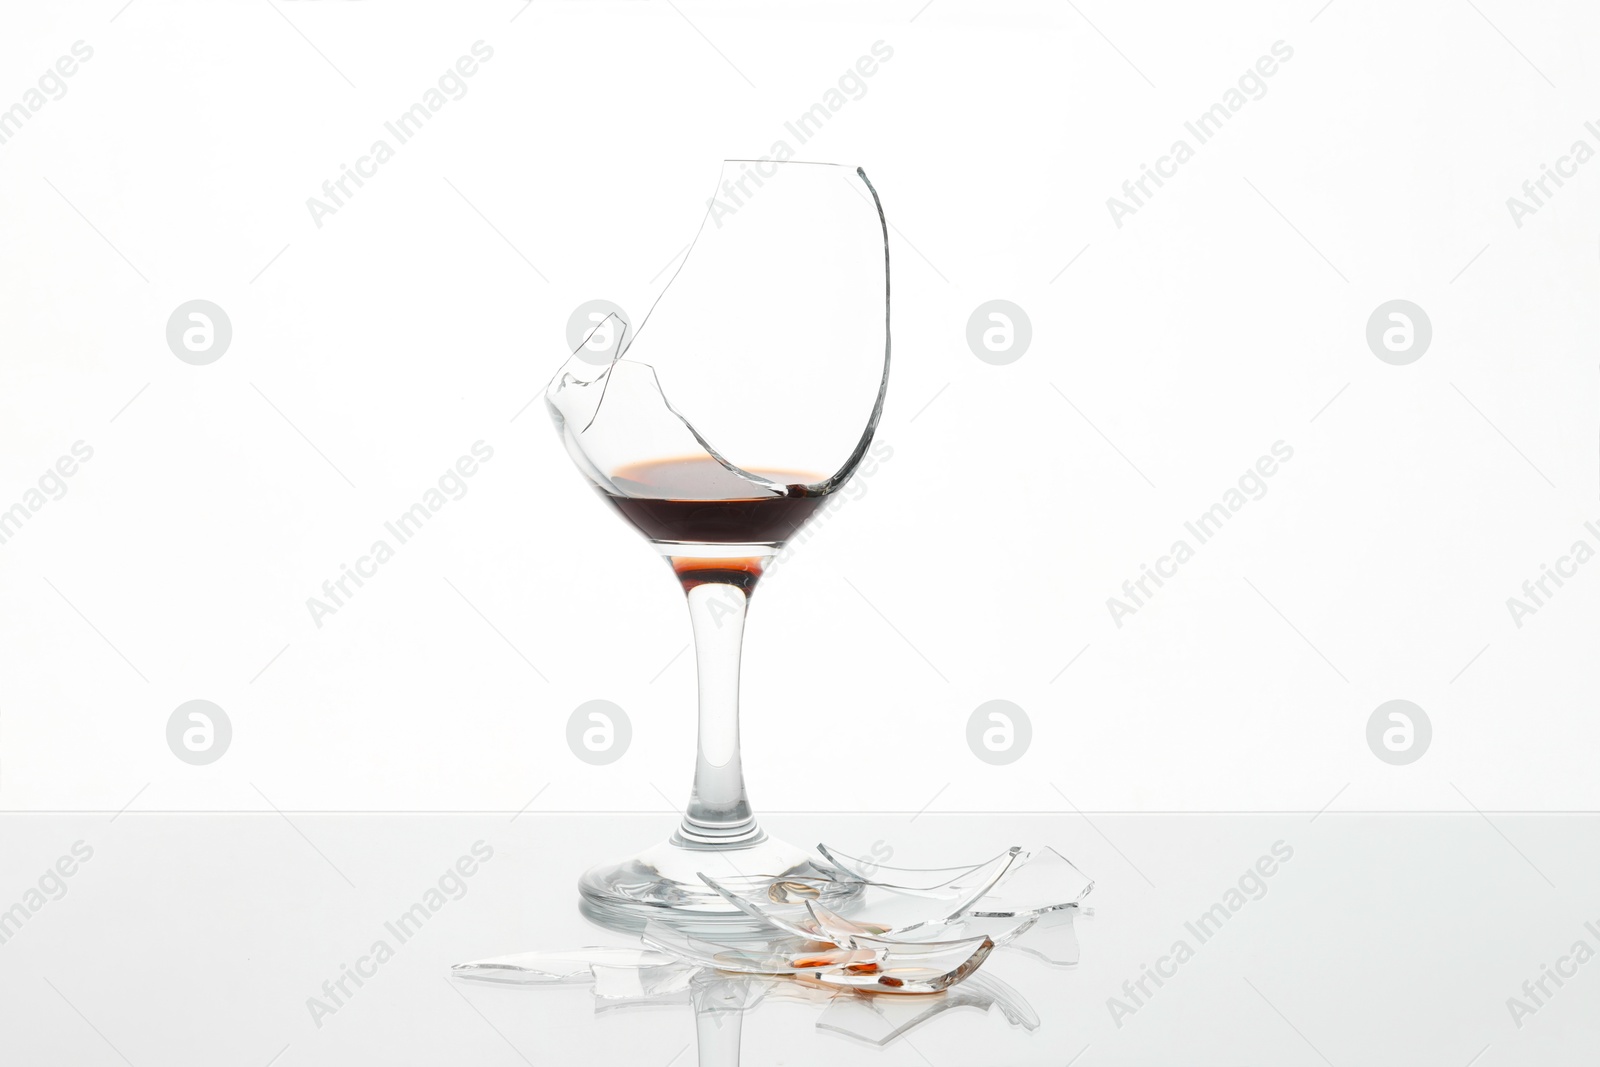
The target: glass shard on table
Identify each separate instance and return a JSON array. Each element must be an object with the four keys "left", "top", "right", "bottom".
[
  {"left": 699, "top": 848, "right": 1022, "bottom": 941},
  {"left": 641, "top": 921, "right": 878, "bottom": 976},
  {"left": 817, "top": 843, "right": 1091, "bottom": 914},
  {"left": 592, "top": 959, "right": 701, "bottom": 1000},
  {"left": 642, "top": 921, "right": 995, "bottom": 995},
  {"left": 816, "top": 845, "right": 1023, "bottom": 897},
  {"left": 970, "top": 846, "right": 1095, "bottom": 916},
  {"left": 451, "top": 946, "right": 674, "bottom": 984},
  {"left": 800, "top": 843, "right": 1094, "bottom": 967},
  {"left": 803, "top": 900, "right": 1007, "bottom": 957}
]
